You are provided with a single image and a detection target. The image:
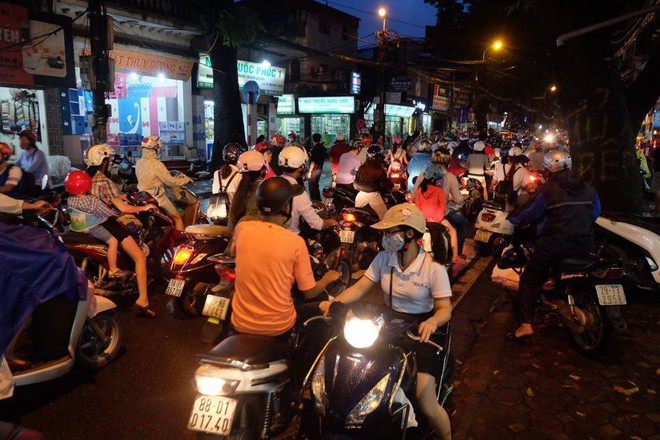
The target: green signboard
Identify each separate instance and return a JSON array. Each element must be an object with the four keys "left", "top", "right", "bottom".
[{"left": 298, "top": 96, "right": 355, "bottom": 114}]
